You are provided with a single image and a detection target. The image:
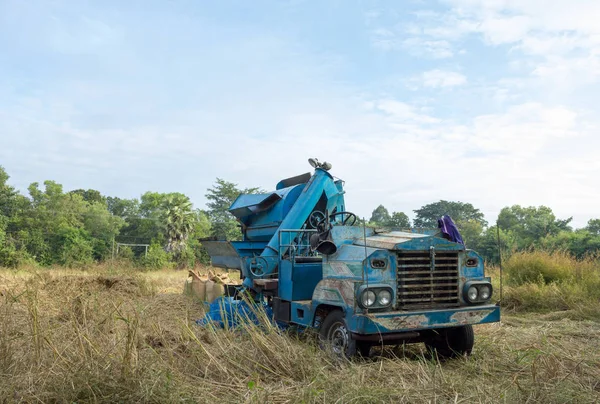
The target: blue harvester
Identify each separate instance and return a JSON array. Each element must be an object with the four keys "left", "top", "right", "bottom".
[{"left": 202, "top": 159, "right": 500, "bottom": 357}]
